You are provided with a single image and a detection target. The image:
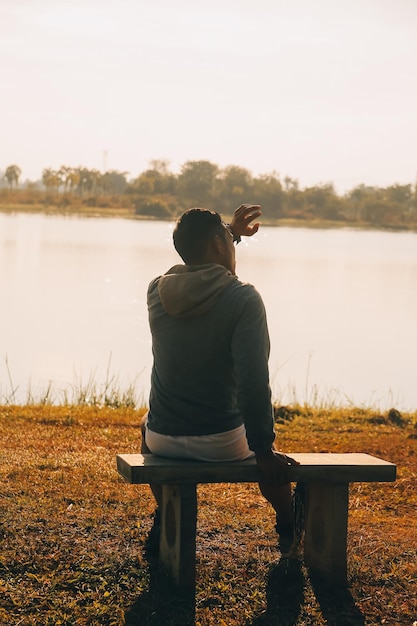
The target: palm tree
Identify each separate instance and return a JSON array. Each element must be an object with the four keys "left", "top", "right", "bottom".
[
  {"left": 42, "top": 168, "right": 62, "bottom": 192},
  {"left": 66, "top": 168, "right": 80, "bottom": 193},
  {"left": 58, "top": 166, "right": 73, "bottom": 193},
  {"left": 4, "top": 165, "right": 22, "bottom": 189},
  {"left": 75, "top": 167, "right": 92, "bottom": 196}
]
